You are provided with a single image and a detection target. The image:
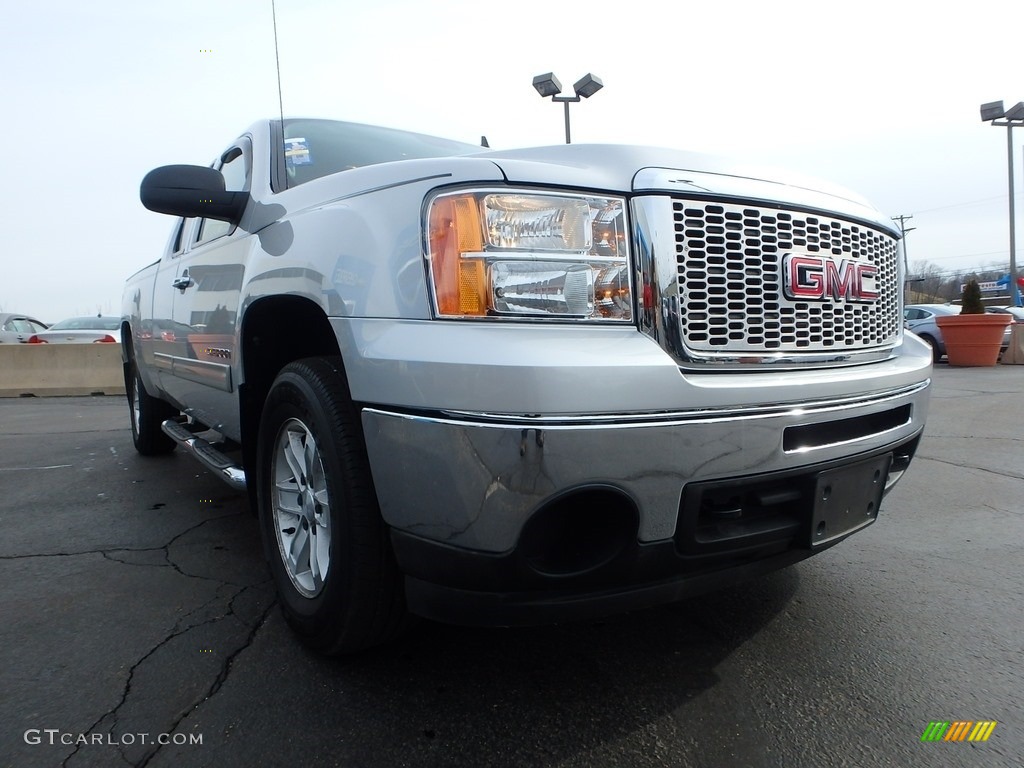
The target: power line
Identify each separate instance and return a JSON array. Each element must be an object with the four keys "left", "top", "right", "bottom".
[
  {"left": 910, "top": 195, "right": 1006, "bottom": 216},
  {"left": 925, "top": 249, "right": 1007, "bottom": 262}
]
